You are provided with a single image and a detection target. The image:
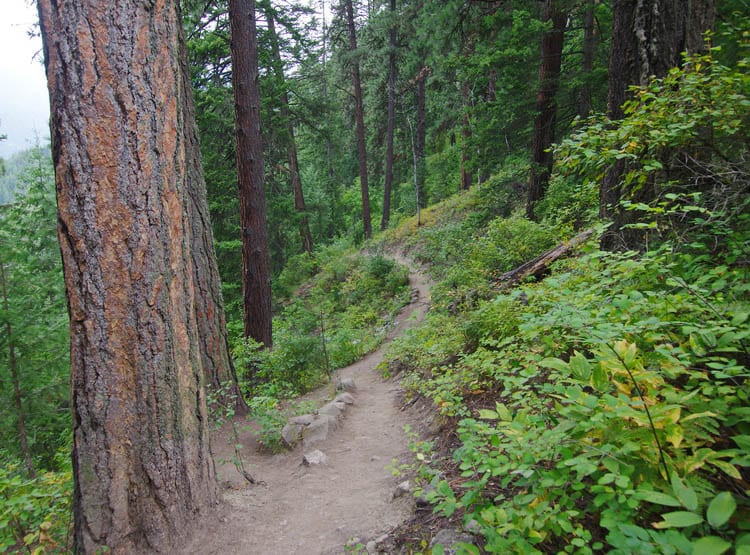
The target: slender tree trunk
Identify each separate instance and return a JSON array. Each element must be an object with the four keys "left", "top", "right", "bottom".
[
  {"left": 578, "top": 0, "right": 595, "bottom": 118},
  {"left": 601, "top": 0, "right": 715, "bottom": 249},
  {"left": 460, "top": 80, "right": 472, "bottom": 191},
  {"left": 184, "top": 12, "right": 247, "bottom": 415},
  {"left": 266, "top": 7, "right": 314, "bottom": 253},
  {"left": 381, "top": 0, "right": 397, "bottom": 231},
  {"left": 416, "top": 66, "right": 427, "bottom": 207},
  {"left": 37, "top": 1, "right": 218, "bottom": 551},
  {"left": 0, "top": 251, "right": 35, "bottom": 478},
  {"left": 229, "top": 0, "right": 273, "bottom": 346},
  {"left": 345, "top": 0, "right": 372, "bottom": 239},
  {"left": 527, "top": 0, "right": 567, "bottom": 220}
]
